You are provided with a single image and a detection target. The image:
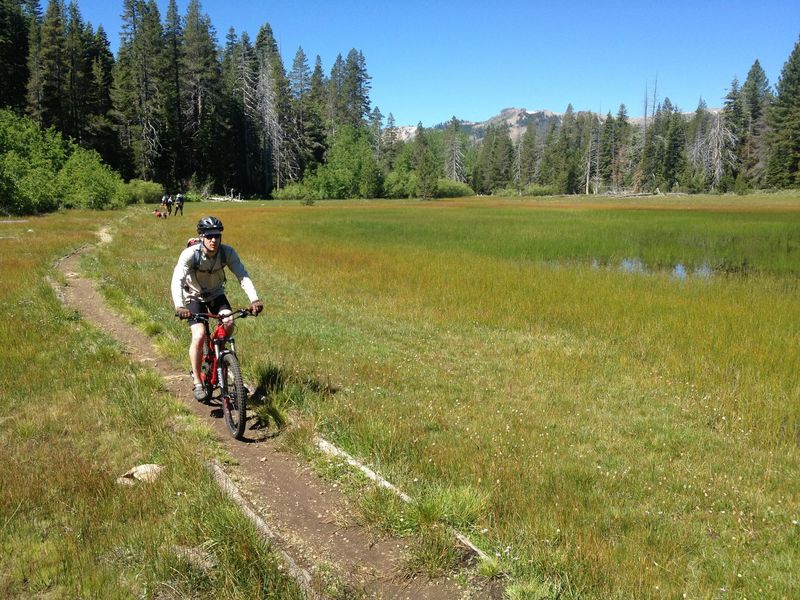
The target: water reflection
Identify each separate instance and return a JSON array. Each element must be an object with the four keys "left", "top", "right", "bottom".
[{"left": 589, "top": 258, "right": 715, "bottom": 279}]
